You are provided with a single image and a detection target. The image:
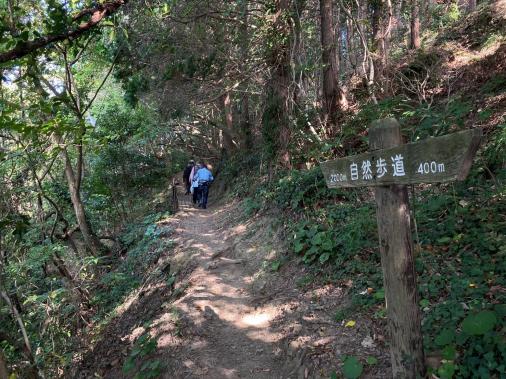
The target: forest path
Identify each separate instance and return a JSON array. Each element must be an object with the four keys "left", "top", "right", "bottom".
[
  {"left": 154, "top": 193, "right": 289, "bottom": 378},
  {"left": 74, "top": 185, "right": 388, "bottom": 379}
]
